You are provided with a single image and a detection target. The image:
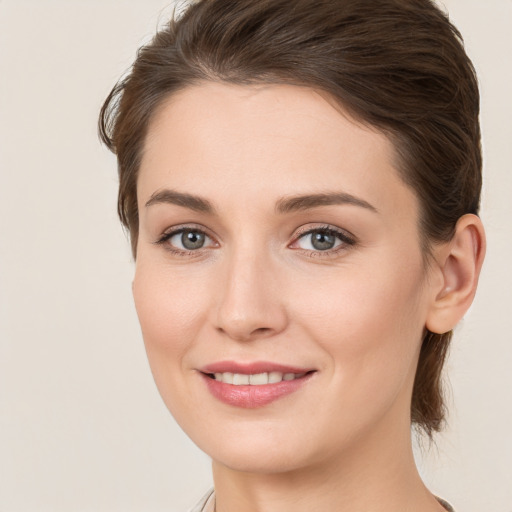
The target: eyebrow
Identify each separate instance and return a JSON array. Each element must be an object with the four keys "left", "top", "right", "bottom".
[
  {"left": 145, "top": 189, "right": 378, "bottom": 215},
  {"left": 145, "top": 189, "right": 216, "bottom": 214},
  {"left": 275, "top": 192, "right": 378, "bottom": 214}
]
